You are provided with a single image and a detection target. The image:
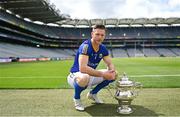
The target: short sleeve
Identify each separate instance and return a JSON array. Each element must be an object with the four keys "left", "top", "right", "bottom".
[
  {"left": 79, "top": 44, "right": 90, "bottom": 56},
  {"left": 102, "top": 45, "right": 109, "bottom": 57}
]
